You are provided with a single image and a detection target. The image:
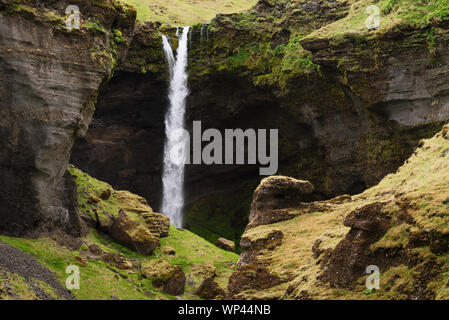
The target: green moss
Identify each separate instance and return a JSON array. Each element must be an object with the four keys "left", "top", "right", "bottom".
[
  {"left": 113, "top": 29, "right": 125, "bottom": 44},
  {"left": 84, "top": 21, "right": 108, "bottom": 34},
  {"left": 381, "top": 0, "right": 400, "bottom": 14},
  {"left": 0, "top": 167, "right": 239, "bottom": 299},
  {"left": 427, "top": 28, "right": 437, "bottom": 56},
  {"left": 1, "top": 3, "right": 37, "bottom": 19},
  {"left": 0, "top": 220, "right": 238, "bottom": 300},
  {"left": 228, "top": 49, "right": 250, "bottom": 70},
  {"left": 68, "top": 166, "right": 146, "bottom": 225}
]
